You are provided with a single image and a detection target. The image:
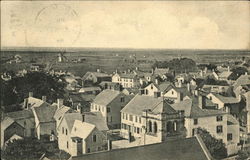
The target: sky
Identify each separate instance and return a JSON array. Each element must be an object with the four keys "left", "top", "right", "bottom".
[{"left": 1, "top": 1, "right": 250, "bottom": 49}]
